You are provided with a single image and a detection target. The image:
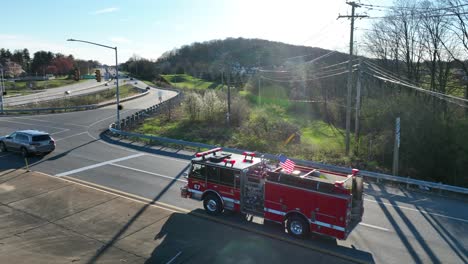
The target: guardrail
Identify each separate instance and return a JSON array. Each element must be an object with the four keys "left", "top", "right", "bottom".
[{"left": 107, "top": 89, "right": 468, "bottom": 198}]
